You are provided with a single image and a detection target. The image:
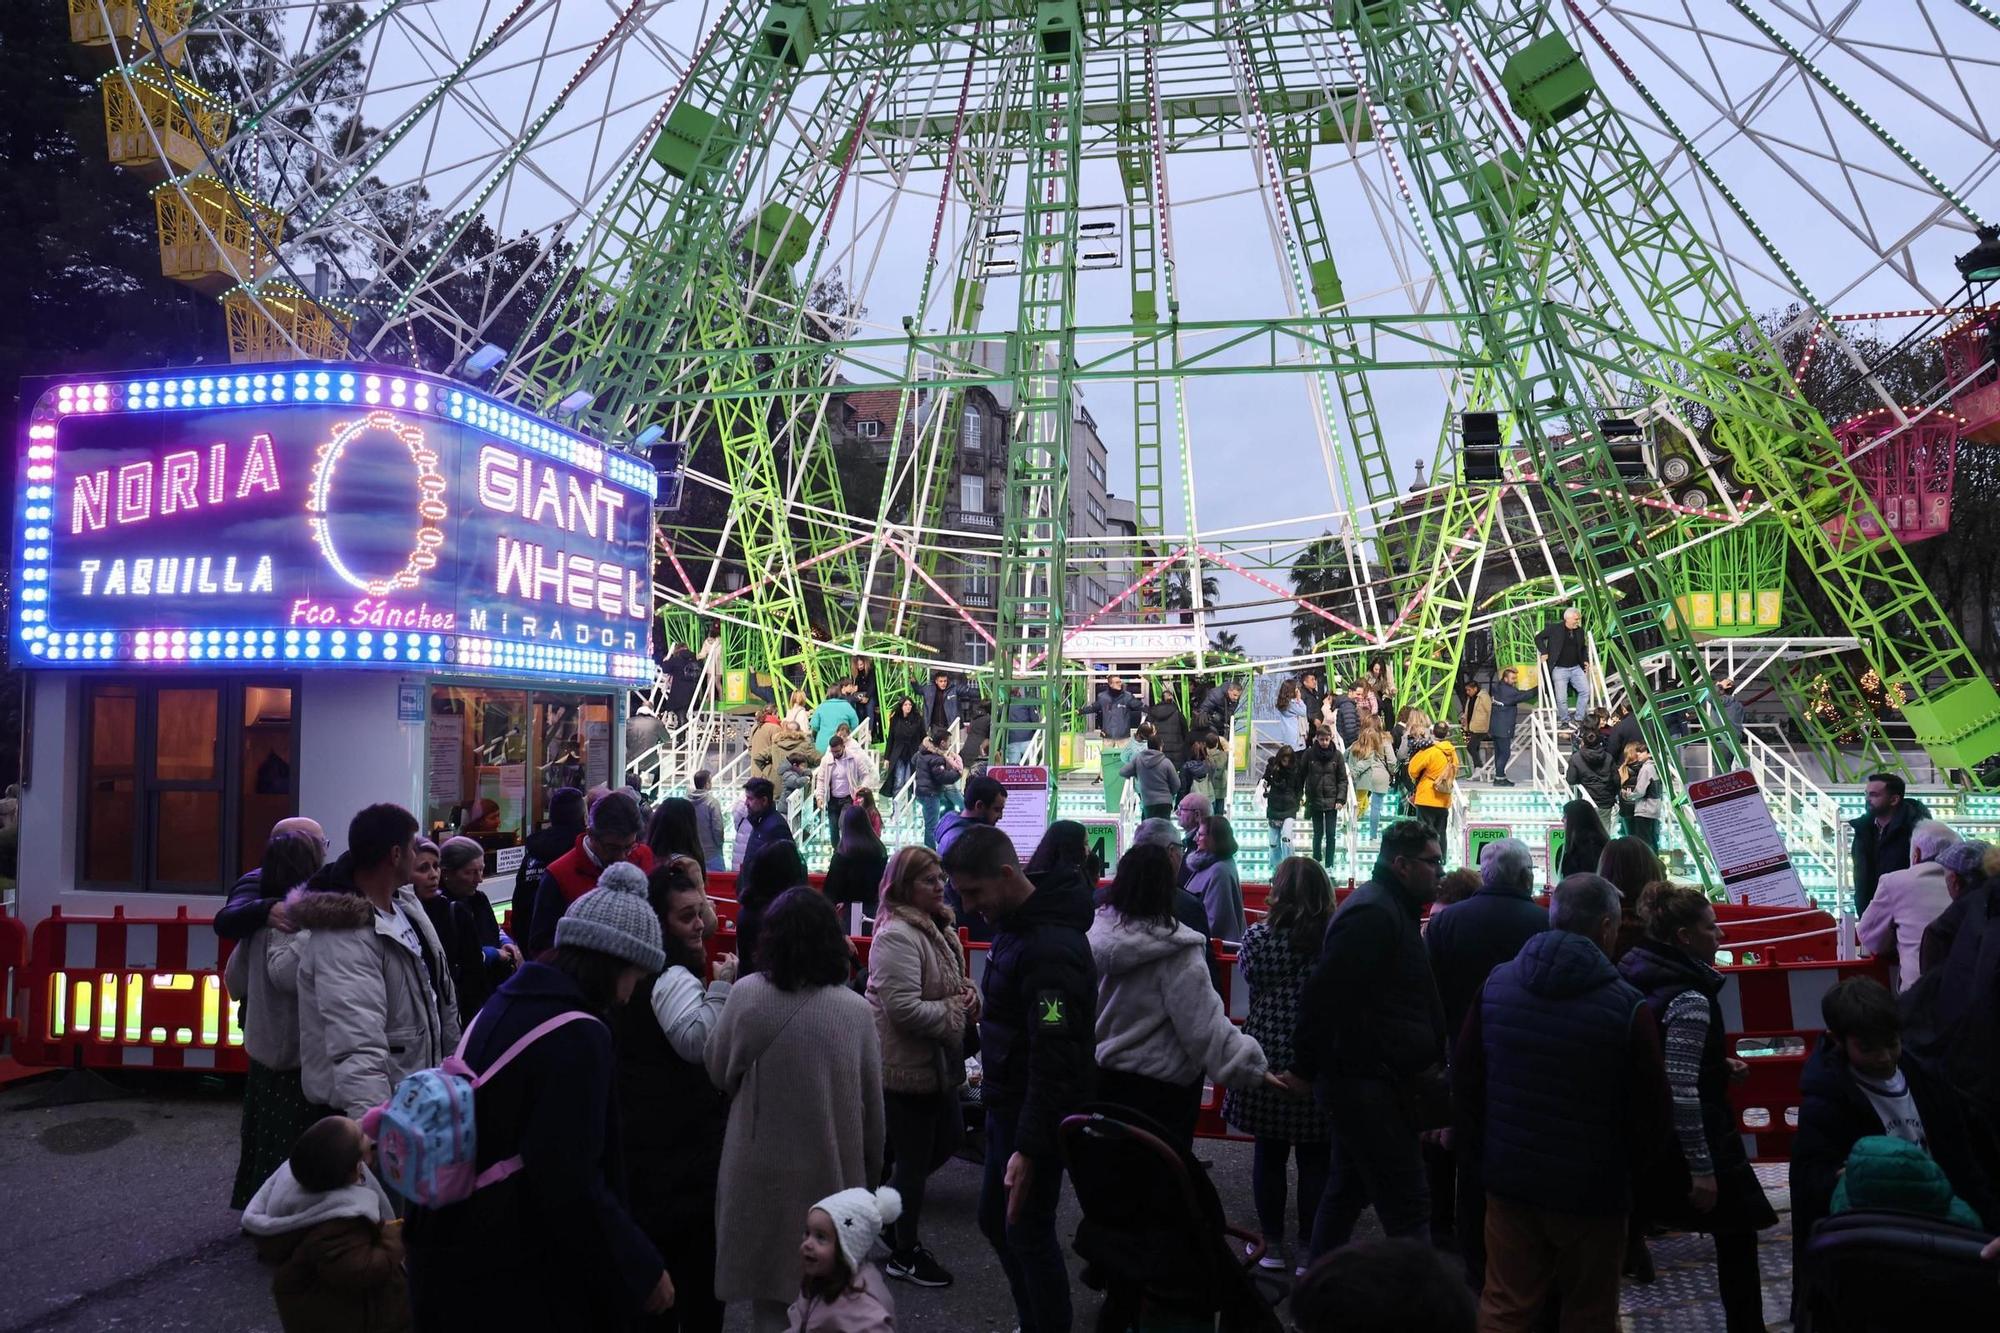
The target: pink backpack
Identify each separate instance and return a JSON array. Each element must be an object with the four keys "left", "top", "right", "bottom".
[{"left": 367, "top": 1009, "right": 599, "bottom": 1207}]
